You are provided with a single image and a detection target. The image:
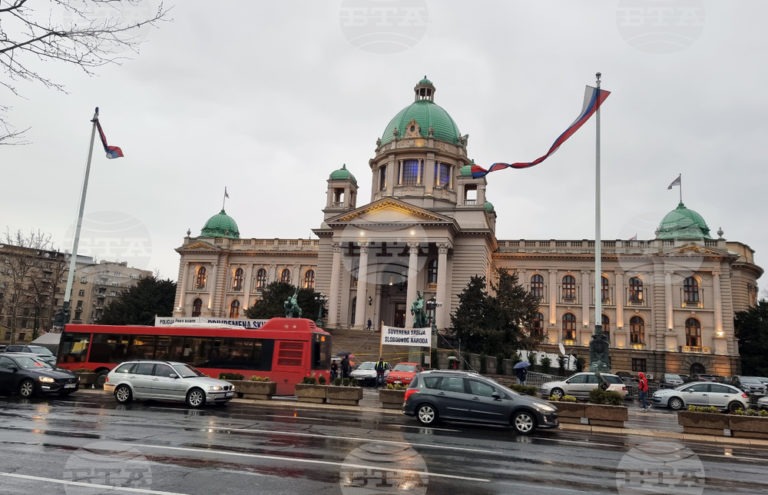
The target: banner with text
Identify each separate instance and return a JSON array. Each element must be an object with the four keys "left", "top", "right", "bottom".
[
  {"left": 155, "top": 316, "right": 268, "bottom": 329},
  {"left": 381, "top": 326, "right": 432, "bottom": 348}
]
